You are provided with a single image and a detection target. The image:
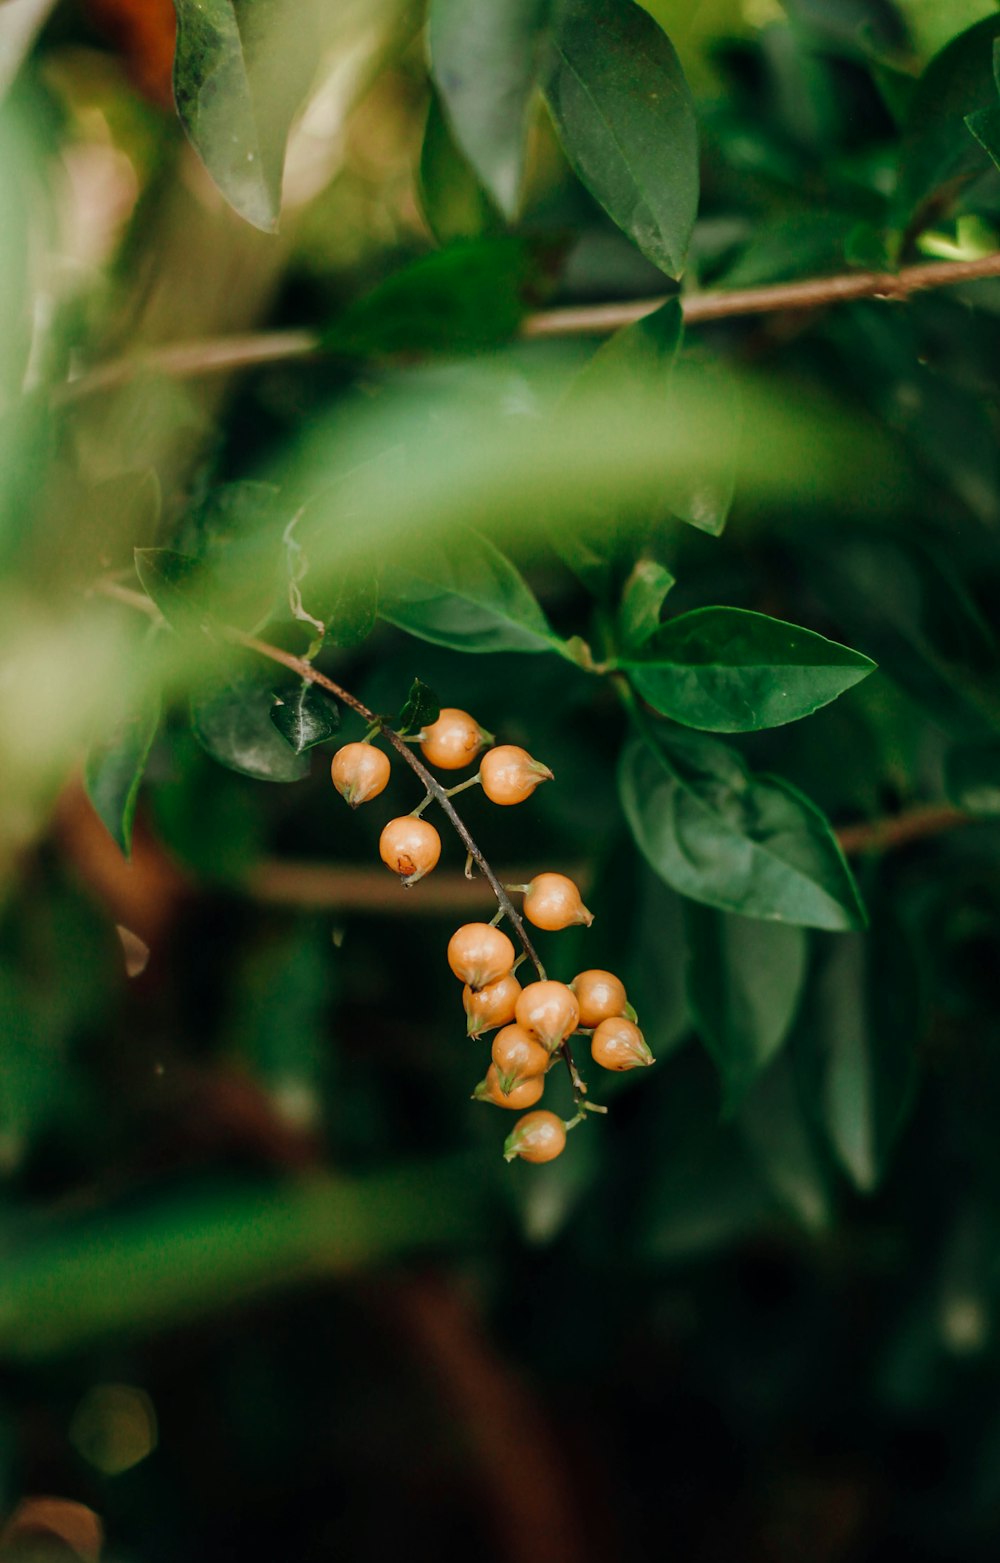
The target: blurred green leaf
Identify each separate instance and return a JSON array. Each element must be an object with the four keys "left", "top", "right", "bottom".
[
  {"left": 623, "top": 608, "right": 876, "bottom": 732},
  {"left": 737, "top": 1051, "right": 832, "bottom": 1231},
  {"left": 419, "top": 90, "right": 501, "bottom": 245},
  {"left": 84, "top": 694, "right": 161, "bottom": 857},
  {"left": 944, "top": 737, "right": 1000, "bottom": 813},
  {"left": 428, "top": 0, "right": 552, "bottom": 219},
  {"left": 543, "top": 0, "right": 698, "bottom": 277},
  {"left": 134, "top": 547, "right": 207, "bottom": 633},
  {"left": 320, "top": 567, "right": 379, "bottom": 650},
  {"left": 269, "top": 681, "right": 339, "bottom": 754},
  {"left": 619, "top": 725, "right": 867, "bottom": 929},
  {"left": 616, "top": 558, "right": 676, "bottom": 651},
  {"left": 396, "top": 677, "right": 441, "bottom": 734},
  {"left": 685, "top": 903, "right": 808, "bottom": 1112},
  {"left": 570, "top": 297, "right": 684, "bottom": 397},
  {"left": 192, "top": 674, "right": 310, "bottom": 782},
  {"left": 379, "top": 530, "right": 562, "bottom": 654}
]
